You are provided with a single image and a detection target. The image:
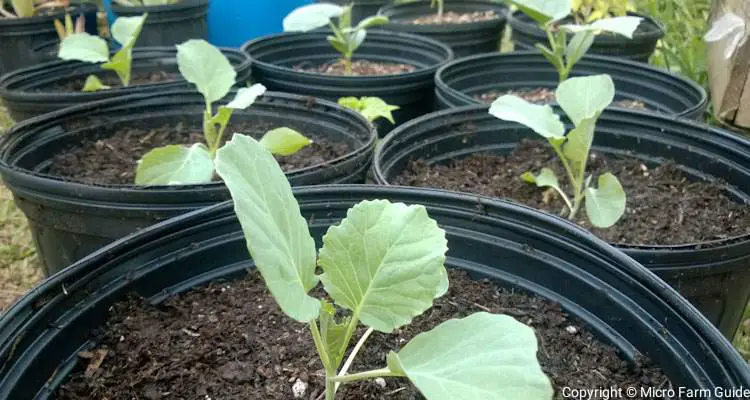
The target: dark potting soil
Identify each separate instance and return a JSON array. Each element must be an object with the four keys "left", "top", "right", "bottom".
[
  {"left": 298, "top": 59, "right": 417, "bottom": 76},
  {"left": 46, "top": 121, "right": 351, "bottom": 185},
  {"left": 407, "top": 10, "right": 499, "bottom": 25},
  {"left": 57, "top": 270, "right": 668, "bottom": 400},
  {"left": 475, "top": 88, "right": 648, "bottom": 111},
  {"left": 46, "top": 71, "right": 179, "bottom": 92},
  {"left": 394, "top": 140, "right": 750, "bottom": 246}
]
